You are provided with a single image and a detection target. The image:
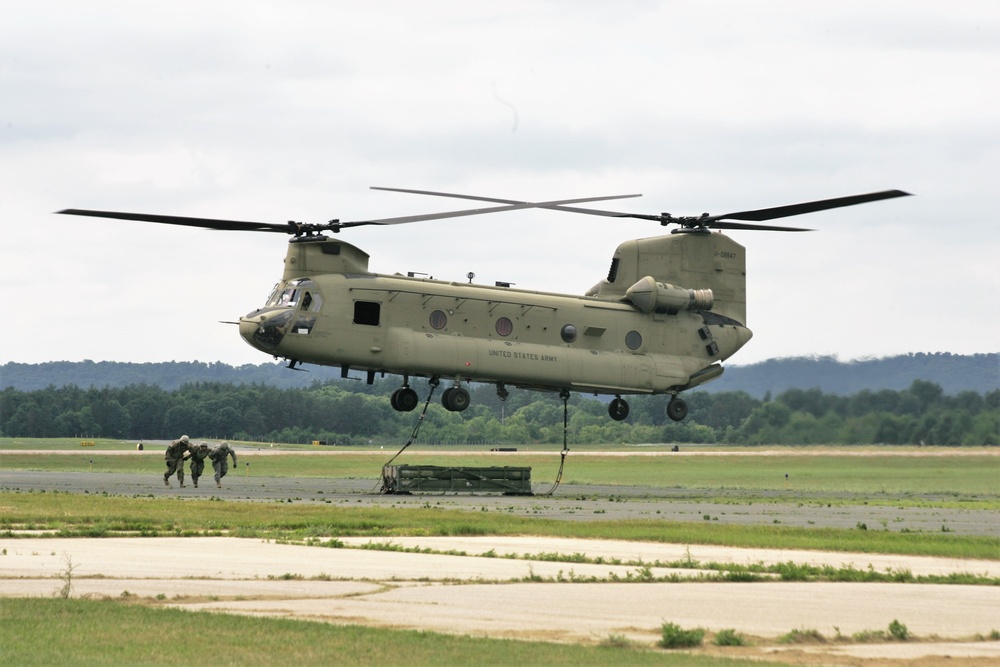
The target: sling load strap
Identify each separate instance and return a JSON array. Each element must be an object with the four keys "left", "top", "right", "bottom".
[
  {"left": 541, "top": 389, "right": 571, "bottom": 496},
  {"left": 375, "top": 378, "right": 440, "bottom": 493}
]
